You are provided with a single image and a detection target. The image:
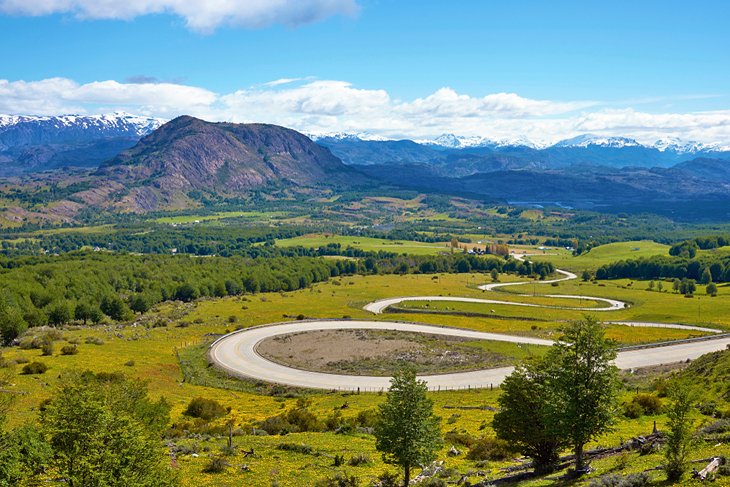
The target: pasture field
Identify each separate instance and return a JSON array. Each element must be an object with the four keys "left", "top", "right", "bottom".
[
  {"left": 154, "top": 210, "right": 292, "bottom": 224},
  {"left": 2, "top": 269, "right": 729, "bottom": 486},
  {"left": 529, "top": 240, "right": 671, "bottom": 272},
  {"left": 275, "top": 233, "right": 451, "bottom": 255}
]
